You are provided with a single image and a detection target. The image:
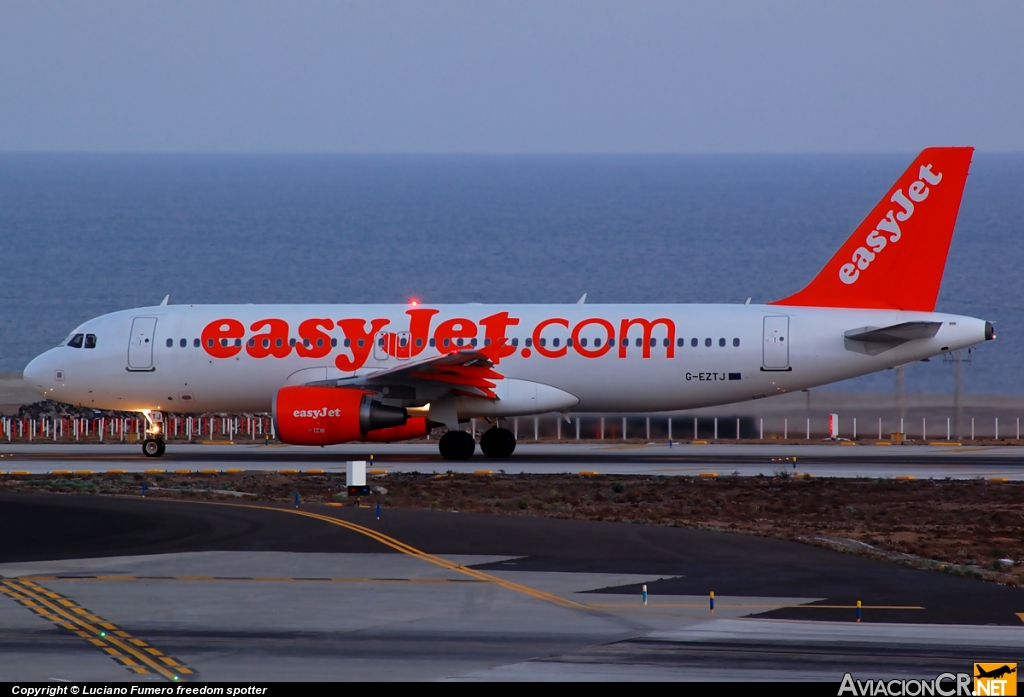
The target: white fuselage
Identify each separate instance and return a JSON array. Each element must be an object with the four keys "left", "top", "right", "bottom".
[{"left": 23, "top": 303, "right": 988, "bottom": 418}]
